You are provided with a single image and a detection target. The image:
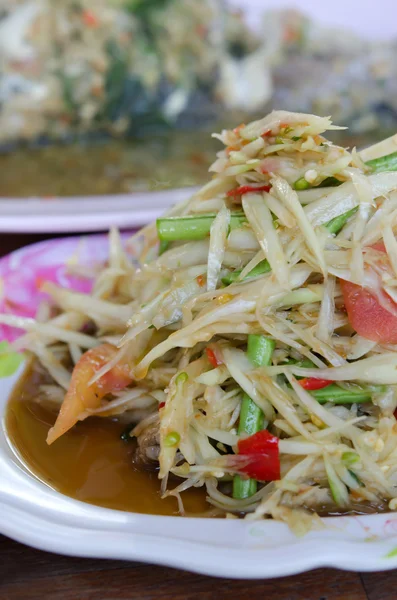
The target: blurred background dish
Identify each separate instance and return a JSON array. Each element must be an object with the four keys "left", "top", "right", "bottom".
[
  {"left": 0, "top": 0, "right": 396, "bottom": 230},
  {"left": 0, "top": 187, "right": 196, "bottom": 233}
]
